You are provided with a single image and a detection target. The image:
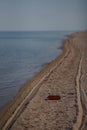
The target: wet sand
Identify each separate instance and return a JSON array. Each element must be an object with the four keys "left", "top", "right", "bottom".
[{"left": 0, "top": 32, "right": 87, "bottom": 130}]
